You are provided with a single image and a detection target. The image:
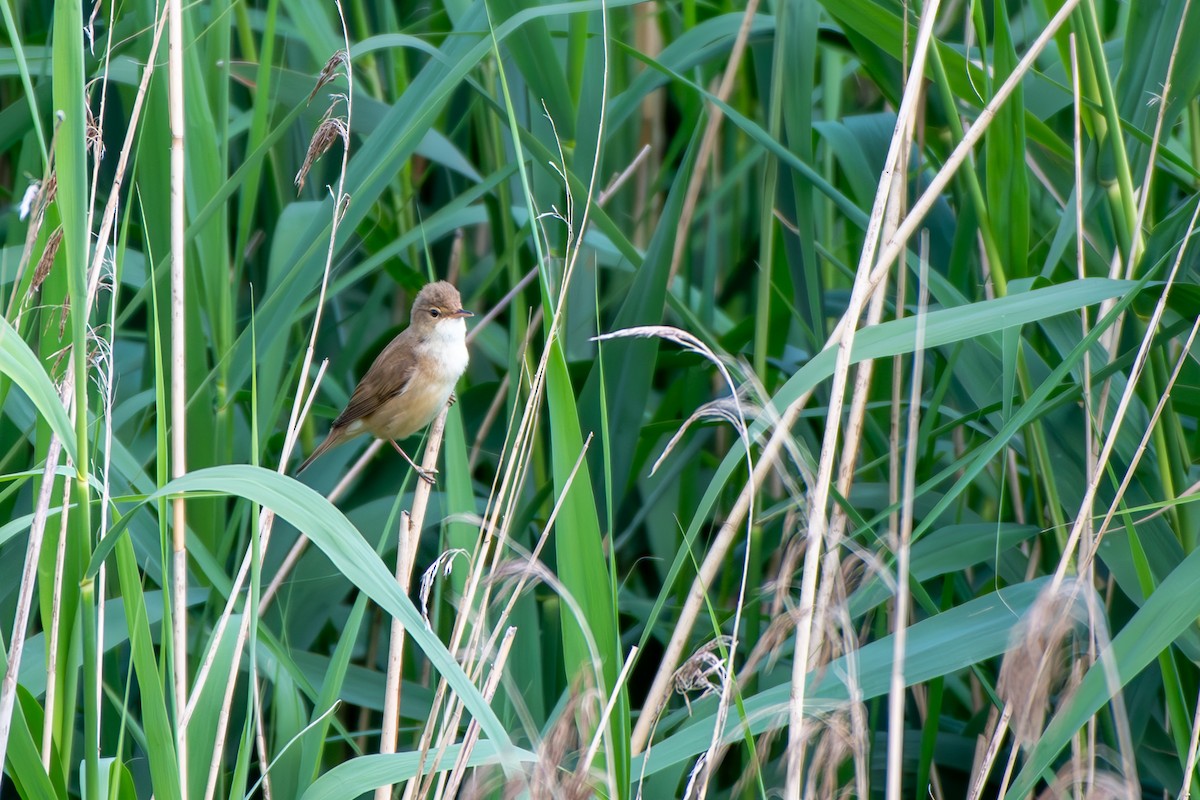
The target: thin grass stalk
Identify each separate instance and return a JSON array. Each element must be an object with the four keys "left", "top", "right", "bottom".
[
  {"left": 441, "top": 626, "right": 517, "bottom": 797},
  {"left": 582, "top": 645, "right": 639, "bottom": 774},
  {"left": 431, "top": 558, "right": 610, "bottom": 799},
  {"left": 184, "top": 360, "right": 326, "bottom": 728},
  {"left": 0, "top": 5, "right": 46, "bottom": 159},
  {"left": 1070, "top": 32, "right": 1105, "bottom": 793},
  {"left": 375, "top": 407, "right": 450, "bottom": 800},
  {"left": 404, "top": 401, "right": 536, "bottom": 796},
  {"left": 94, "top": 219, "right": 119, "bottom": 792},
  {"left": 1079, "top": 0, "right": 1137, "bottom": 261},
  {"left": 252, "top": 672, "right": 274, "bottom": 800},
  {"left": 50, "top": 0, "right": 96, "bottom": 791},
  {"left": 645, "top": 343, "right": 754, "bottom": 800},
  {"left": 167, "top": 0, "right": 189, "bottom": 793},
  {"left": 85, "top": 6, "right": 169, "bottom": 310},
  {"left": 886, "top": 241, "right": 928, "bottom": 800},
  {"left": 665, "top": 0, "right": 761, "bottom": 286},
  {"left": 885, "top": 225, "right": 911, "bottom": 787},
  {"left": 1049, "top": 195, "right": 1200, "bottom": 592},
  {"left": 414, "top": 433, "right": 593, "bottom": 799},
  {"left": 7, "top": 130, "right": 57, "bottom": 325},
  {"left": 0, "top": 399, "right": 67, "bottom": 771},
  {"left": 411, "top": 13, "right": 614, "bottom": 788},
  {"left": 1089, "top": 318, "right": 1200, "bottom": 552},
  {"left": 967, "top": 704, "right": 1013, "bottom": 800},
  {"left": 811, "top": 134, "right": 904, "bottom": 800},
  {"left": 1180, "top": 680, "right": 1200, "bottom": 798},
  {"left": 1093, "top": 0, "right": 1191, "bottom": 435},
  {"left": 786, "top": 2, "right": 941, "bottom": 790},
  {"left": 42, "top": 475, "right": 72, "bottom": 768},
  {"left": 188, "top": 3, "right": 353, "bottom": 771},
  {"left": 475, "top": 434, "right": 593, "bottom": 682},
  {"left": 404, "top": 348, "right": 540, "bottom": 799},
  {"left": 1129, "top": 0, "right": 1192, "bottom": 256},
  {"left": 629, "top": 392, "right": 817, "bottom": 756},
  {"left": 843, "top": 0, "right": 1083, "bottom": 339}
]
